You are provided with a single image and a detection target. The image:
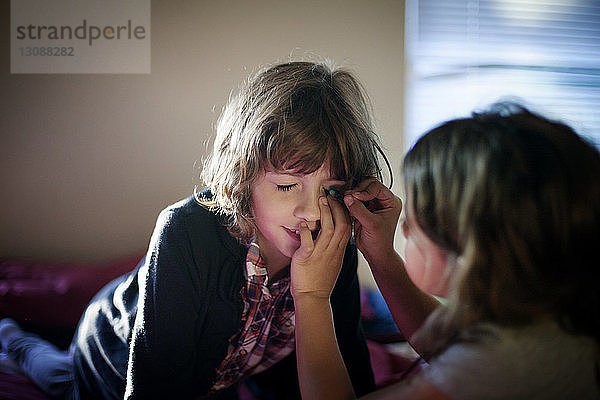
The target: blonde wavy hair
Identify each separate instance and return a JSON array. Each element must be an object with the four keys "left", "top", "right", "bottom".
[
  {"left": 403, "top": 102, "right": 600, "bottom": 355},
  {"left": 198, "top": 60, "right": 391, "bottom": 241}
]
